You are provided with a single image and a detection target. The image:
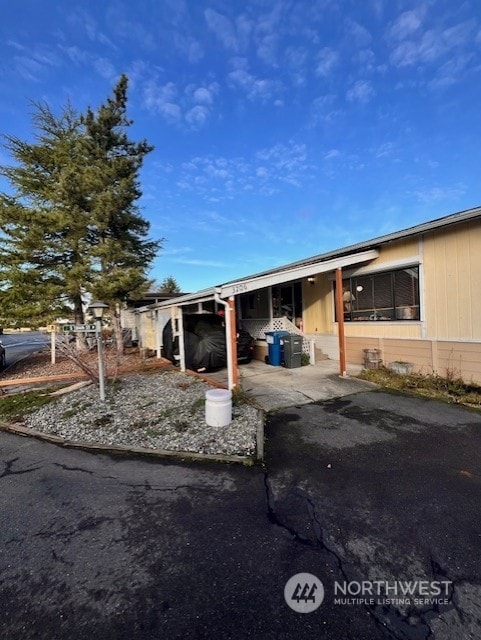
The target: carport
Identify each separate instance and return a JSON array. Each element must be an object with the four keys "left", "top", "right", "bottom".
[
  {"left": 148, "top": 248, "right": 378, "bottom": 390},
  {"left": 205, "top": 357, "right": 373, "bottom": 411}
]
